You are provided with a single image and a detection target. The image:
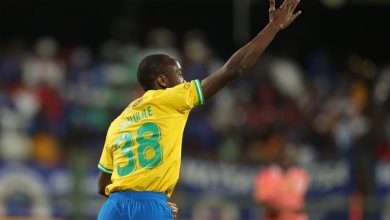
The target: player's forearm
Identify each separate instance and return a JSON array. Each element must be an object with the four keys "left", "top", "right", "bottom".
[
  {"left": 201, "top": 23, "right": 280, "bottom": 99},
  {"left": 229, "top": 0, "right": 301, "bottom": 77},
  {"left": 201, "top": 0, "right": 301, "bottom": 100},
  {"left": 225, "top": 22, "right": 280, "bottom": 78}
]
